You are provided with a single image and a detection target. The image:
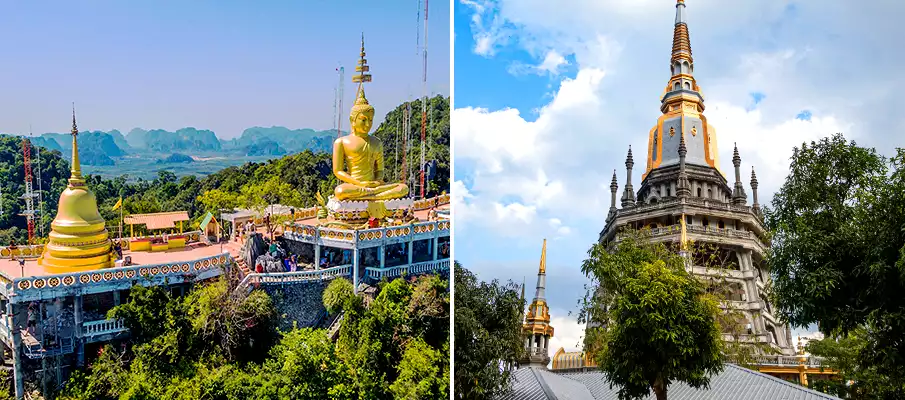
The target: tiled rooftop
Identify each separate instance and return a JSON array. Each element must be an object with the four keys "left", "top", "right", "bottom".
[{"left": 499, "top": 364, "right": 841, "bottom": 400}]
